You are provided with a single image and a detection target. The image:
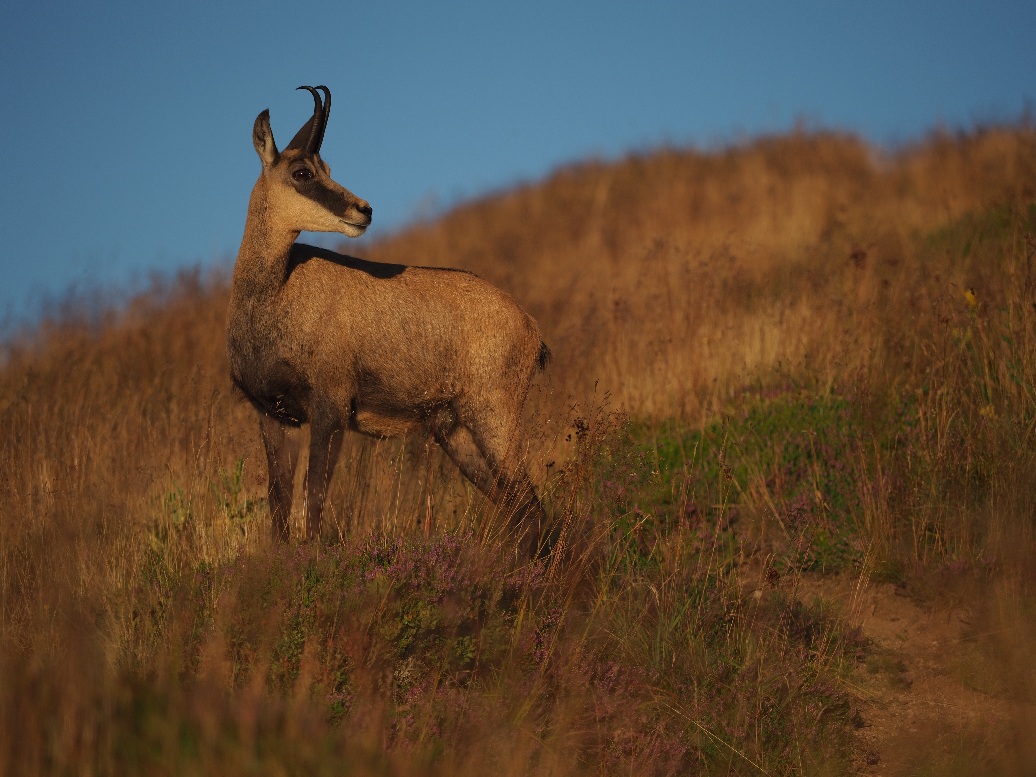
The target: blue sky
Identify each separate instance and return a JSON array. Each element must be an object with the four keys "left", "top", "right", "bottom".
[{"left": 0, "top": 1, "right": 1033, "bottom": 329}]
